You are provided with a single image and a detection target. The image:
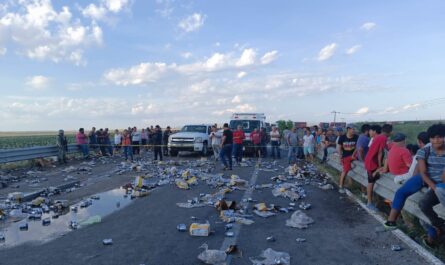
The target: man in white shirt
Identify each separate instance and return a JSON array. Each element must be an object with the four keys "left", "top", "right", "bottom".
[
  {"left": 270, "top": 126, "right": 281, "bottom": 159},
  {"left": 210, "top": 125, "right": 222, "bottom": 161}
]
